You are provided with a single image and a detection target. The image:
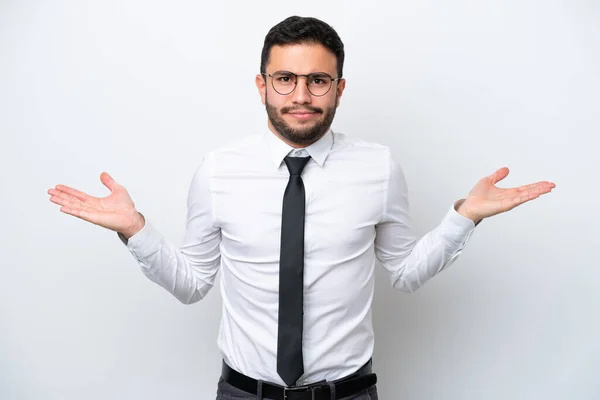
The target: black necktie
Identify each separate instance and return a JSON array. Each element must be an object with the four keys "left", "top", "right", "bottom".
[{"left": 277, "top": 155, "right": 311, "bottom": 387}]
